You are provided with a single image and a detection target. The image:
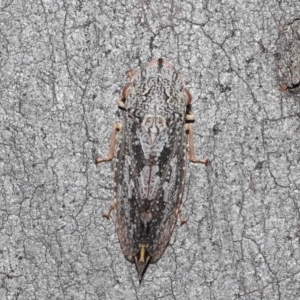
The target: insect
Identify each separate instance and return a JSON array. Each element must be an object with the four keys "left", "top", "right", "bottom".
[
  {"left": 95, "top": 58, "right": 209, "bottom": 281},
  {"left": 276, "top": 20, "right": 300, "bottom": 95}
]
